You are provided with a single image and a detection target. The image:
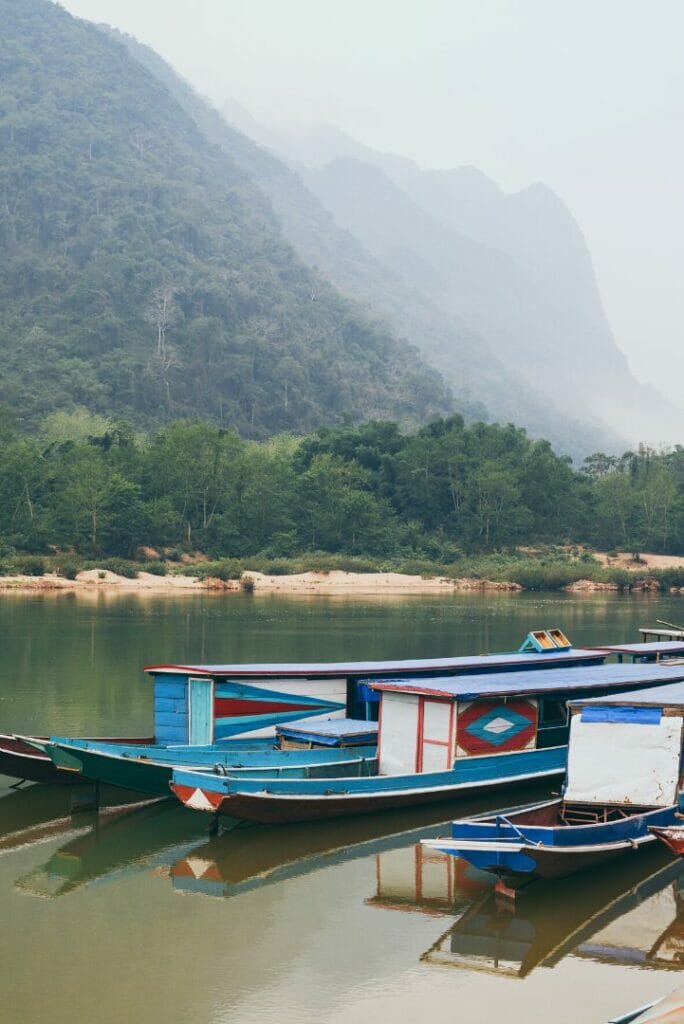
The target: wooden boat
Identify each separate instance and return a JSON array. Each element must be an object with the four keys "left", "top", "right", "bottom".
[
  {"left": 0, "top": 732, "right": 155, "bottom": 785},
  {"left": 169, "top": 662, "right": 684, "bottom": 824},
  {"left": 42, "top": 729, "right": 378, "bottom": 796},
  {"left": 423, "top": 682, "right": 684, "bottom": 889},
  {"left": 0, "top": 630, "right": 607, "bottom": 786}
]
